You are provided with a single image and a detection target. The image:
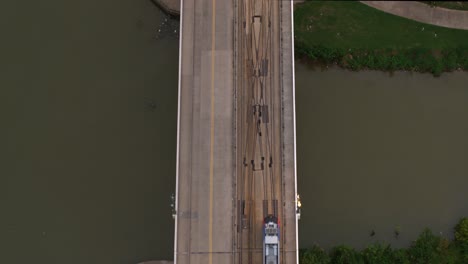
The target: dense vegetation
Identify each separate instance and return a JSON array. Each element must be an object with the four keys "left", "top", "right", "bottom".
[
  {"left": 421, "top": 1, "right": 468, "bottom": 11},
  {"left": 294, "top": 1, "right": 468, "bottom": 76},
  {"left": 299, "top": 217, "right": 468, "bottom": 264}
]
